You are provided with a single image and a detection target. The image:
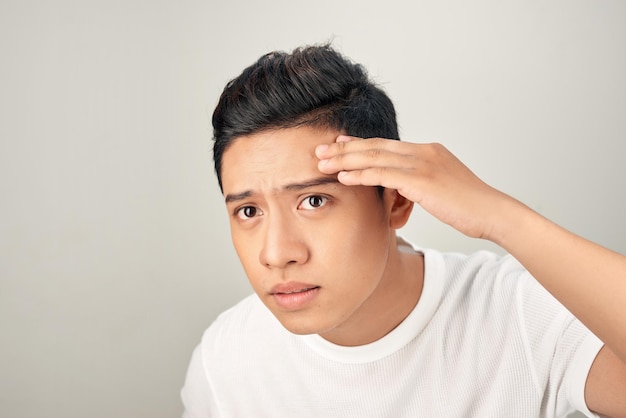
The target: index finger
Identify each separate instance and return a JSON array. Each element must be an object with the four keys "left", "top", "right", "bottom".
[{"left": 315, "top": 136, "right": 403, "bottom": 159}]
